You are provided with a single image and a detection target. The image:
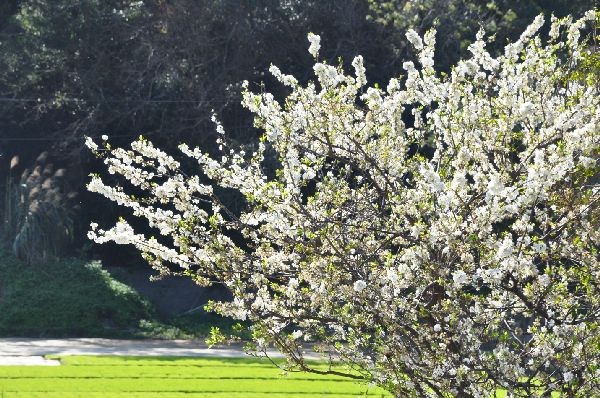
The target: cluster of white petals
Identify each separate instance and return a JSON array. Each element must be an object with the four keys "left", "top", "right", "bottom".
[
  {"left": 307, "top": 32, "right": 320, "bottom": 59},
  {"left": 88, "top": 11, "right": 600, "bottom": 397}
]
